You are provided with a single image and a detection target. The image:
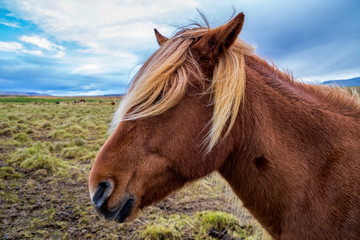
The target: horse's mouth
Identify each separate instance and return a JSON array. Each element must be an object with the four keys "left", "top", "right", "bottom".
[
  {"left": 94, "top": 195, "right": 135, "bottom": 223},
  {"left": 113, "top": 197, "right": 135, "bottom": 223}
]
